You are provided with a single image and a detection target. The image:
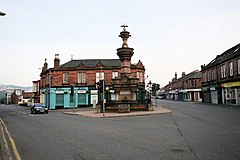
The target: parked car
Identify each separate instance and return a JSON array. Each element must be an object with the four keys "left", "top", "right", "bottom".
[{"left": 30, "top": 103, "right": 48, "bottom": 114}]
